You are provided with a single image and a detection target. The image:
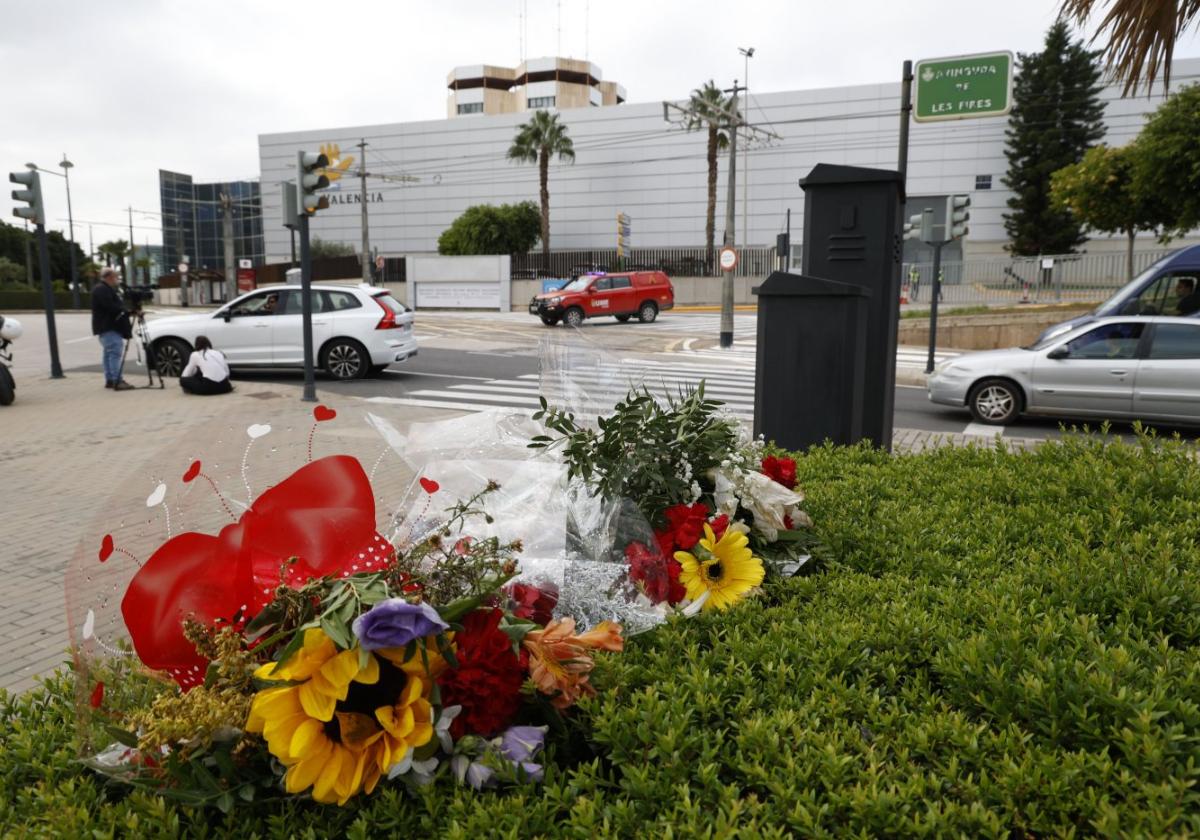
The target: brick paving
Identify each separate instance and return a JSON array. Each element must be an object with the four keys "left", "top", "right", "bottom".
[{"left": 0, "top": 370, "right": 1042, "bottom": 696}]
